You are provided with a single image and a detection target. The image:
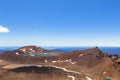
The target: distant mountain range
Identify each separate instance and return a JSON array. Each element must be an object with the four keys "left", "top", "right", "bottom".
[{"left": 1, "top": 46, "right": 120, "bottom": 55}]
